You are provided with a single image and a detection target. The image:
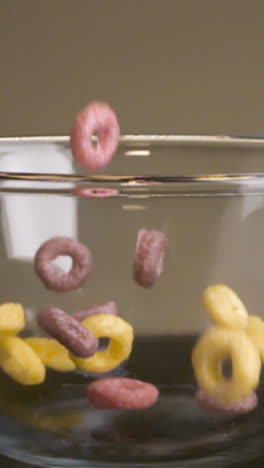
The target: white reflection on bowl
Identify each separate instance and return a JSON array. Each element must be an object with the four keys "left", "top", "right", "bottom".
[
  {"left": 122, "top": 204, "right": 148, "bottom": 211},
  {"left": 0, "top": 143, "right": 77, "bottom": 268},
  {"left": 124, "top": 149, "right": 150, "bottom": 157}
]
